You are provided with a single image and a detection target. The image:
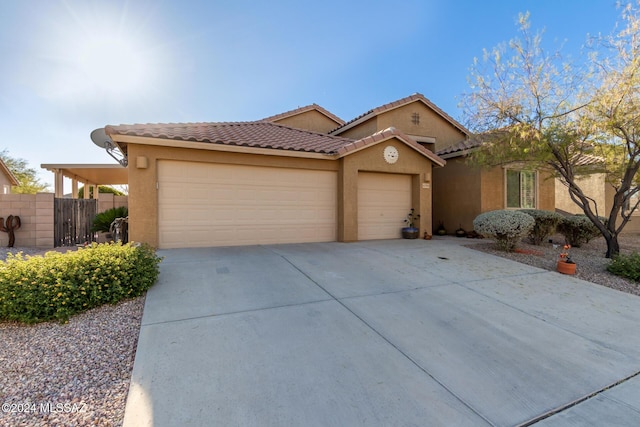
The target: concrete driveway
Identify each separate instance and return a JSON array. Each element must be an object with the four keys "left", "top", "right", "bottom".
[{"left": 123, "top": 238, "right": 640, "bottom": 426}]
